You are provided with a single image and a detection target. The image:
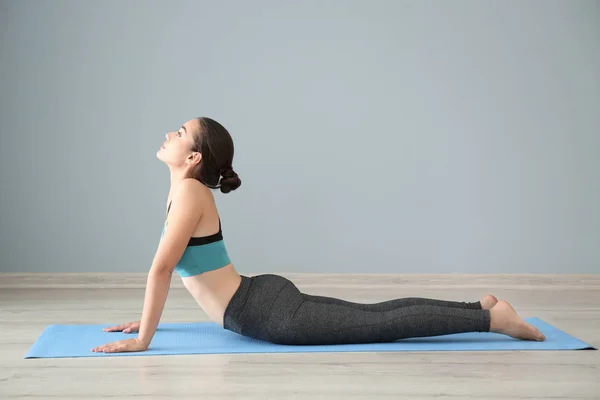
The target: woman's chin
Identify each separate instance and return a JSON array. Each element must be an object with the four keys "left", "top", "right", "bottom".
[{"left": 156, "top": 152, "right": 167, "bottom": 162}]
